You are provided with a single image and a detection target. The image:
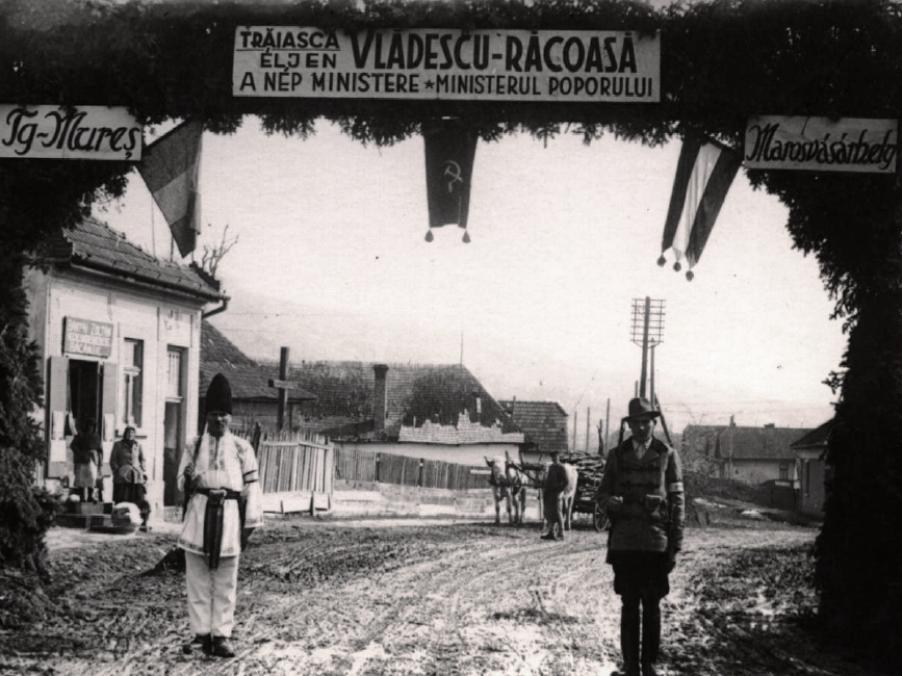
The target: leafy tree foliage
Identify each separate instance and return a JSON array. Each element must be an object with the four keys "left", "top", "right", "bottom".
[{"left": 1, "top": 0, "right": 901, "bottom": 666}]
